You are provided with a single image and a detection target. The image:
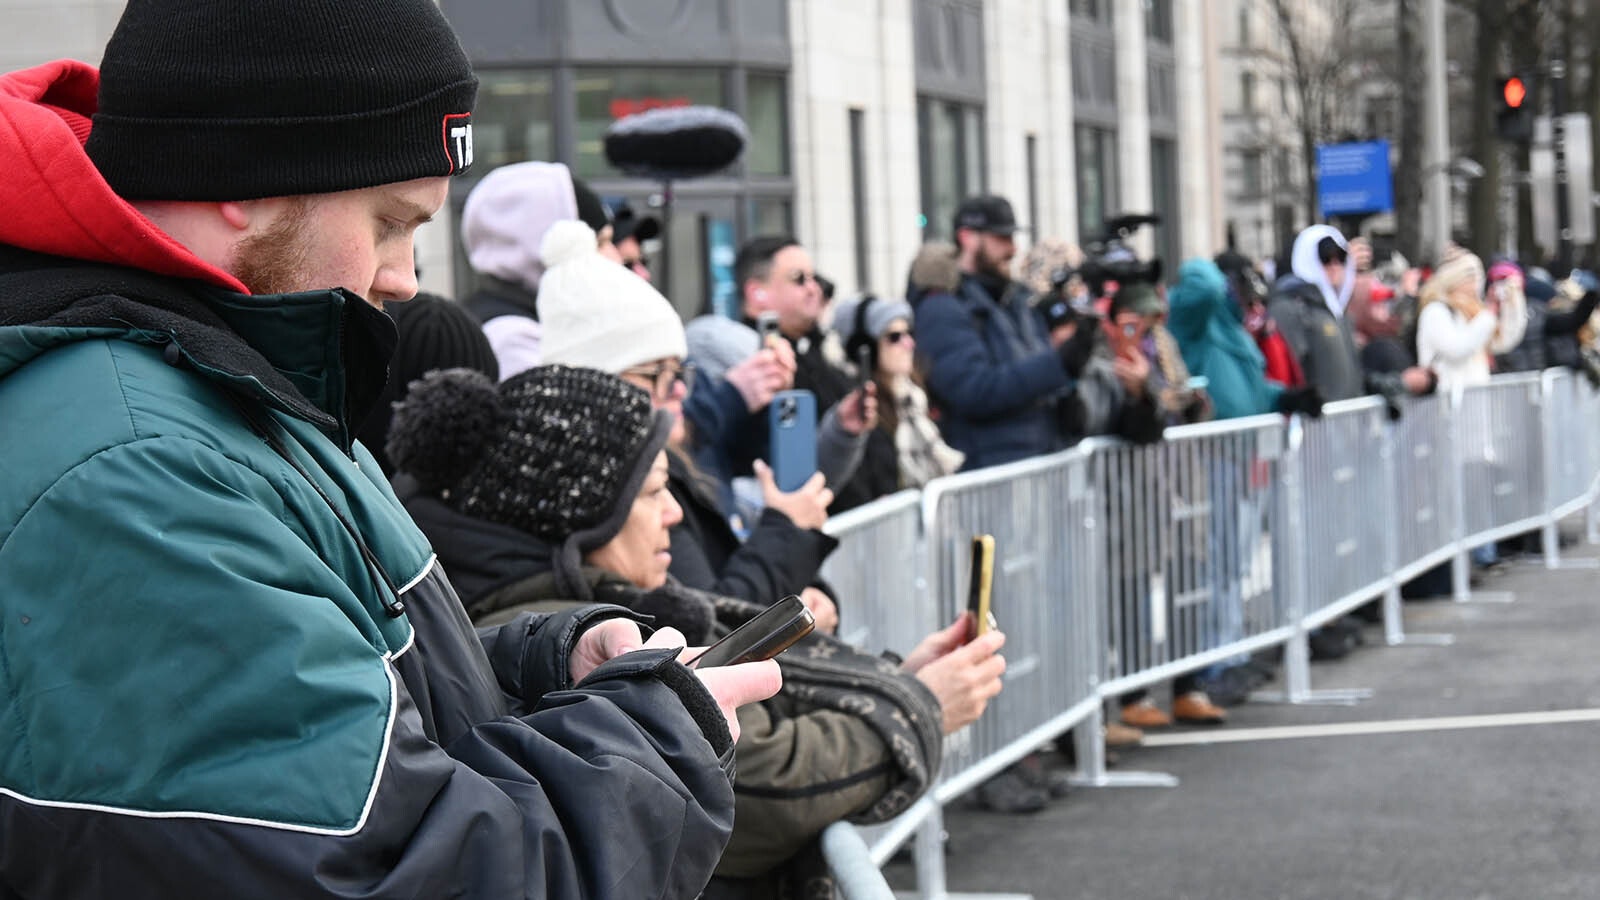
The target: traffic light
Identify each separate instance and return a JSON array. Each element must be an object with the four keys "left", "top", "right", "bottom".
[{"left": 1496, "top": 75, "right": 1533, "bottom": 143}]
